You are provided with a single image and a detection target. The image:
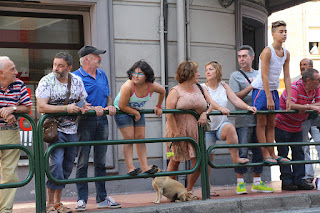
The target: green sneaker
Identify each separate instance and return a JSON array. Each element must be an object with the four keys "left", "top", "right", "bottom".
[
  {"left": 236, "top": 182, "right": 248, "bottom": 195},
  {"left": 251, "top": 181, "right": 274, "bottom": 193}
]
